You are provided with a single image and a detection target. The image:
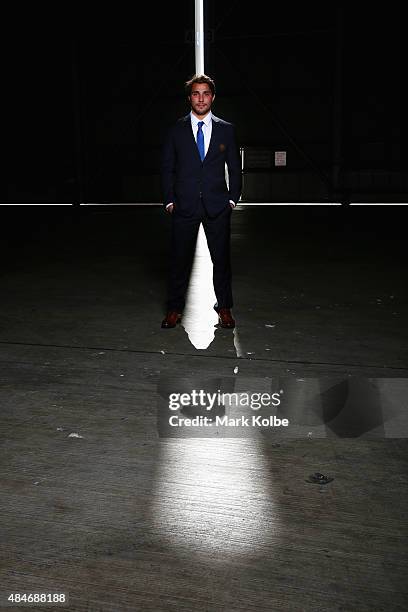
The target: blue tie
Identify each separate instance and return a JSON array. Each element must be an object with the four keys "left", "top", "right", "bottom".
[{"left": 197, "top": 121, "right": 205, "bottom": 161}]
